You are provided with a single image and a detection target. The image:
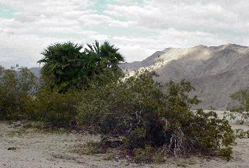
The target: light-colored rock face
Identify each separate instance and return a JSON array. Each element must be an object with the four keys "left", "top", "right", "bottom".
[
  {"left": 121, "top": 44, "right": 249, "bottom": 110},
  {"left": 121, "top": 45, "right": 216, "bottom": 77}
]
